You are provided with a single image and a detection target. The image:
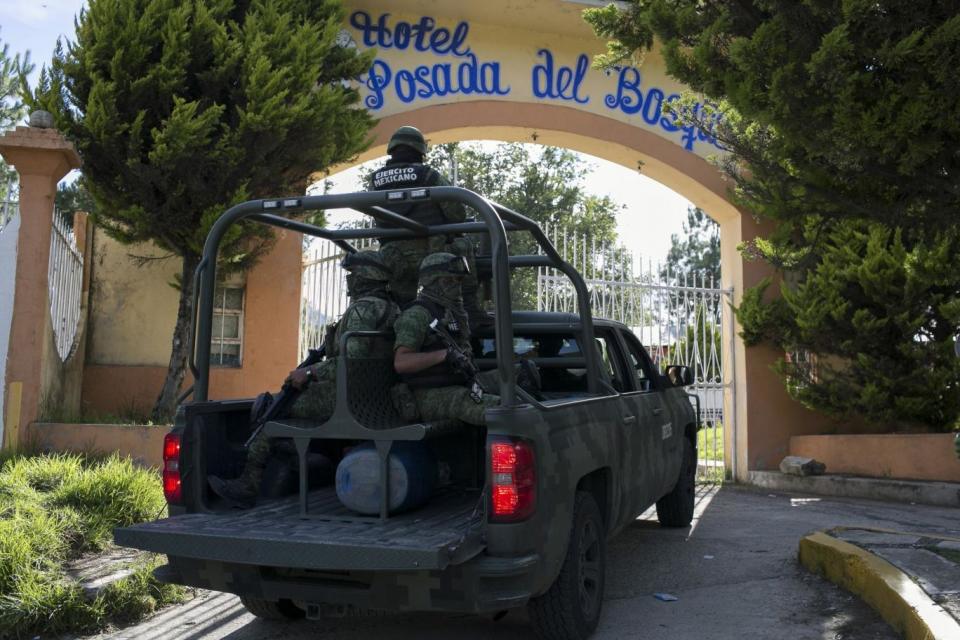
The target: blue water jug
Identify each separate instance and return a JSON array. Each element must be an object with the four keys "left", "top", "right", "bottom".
[{"left": 335, "top": 441, "right": 437, "bottom": 515}]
